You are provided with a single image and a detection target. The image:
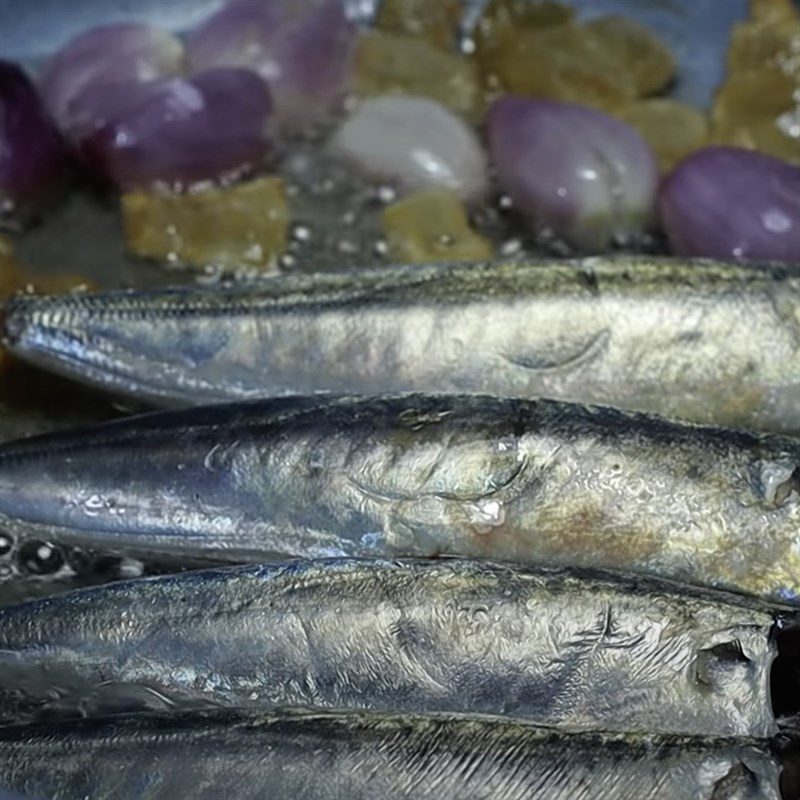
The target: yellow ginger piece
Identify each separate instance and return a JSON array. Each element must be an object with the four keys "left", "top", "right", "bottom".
[
  {"left": 376, "top": 0, "right": 462, "bottom": 51},
  {"left": 583, "top": 15, "right": 676, "bottom": 97},
  {"left": 122, "top": 176, "right": 288, "bottom": 271},
  {"left": 490, "top": 23, "right": 638, "bottom": 112},
  {"left": 382, "top": 189, "right": 493, "bottom": 264},
  {"left": 355, "top": 31, "right": 484, "bottom": 121},
  {"left": 619, "top": 100, "right": 709, "bottom": 173}
]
